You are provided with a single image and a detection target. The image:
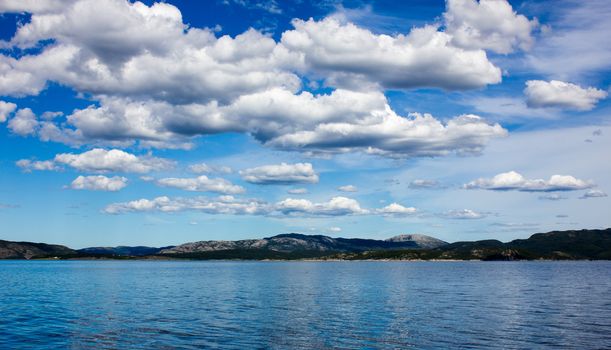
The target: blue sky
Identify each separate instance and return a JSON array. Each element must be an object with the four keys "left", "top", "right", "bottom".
[{"left": 0, "top": 0, "right": 609, "bottom": 248}]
